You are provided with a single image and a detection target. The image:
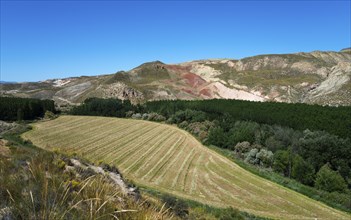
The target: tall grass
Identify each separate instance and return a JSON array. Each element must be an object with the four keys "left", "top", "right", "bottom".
[{"left": 0, "top": 142, "right": 174, "bottom": 219}]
